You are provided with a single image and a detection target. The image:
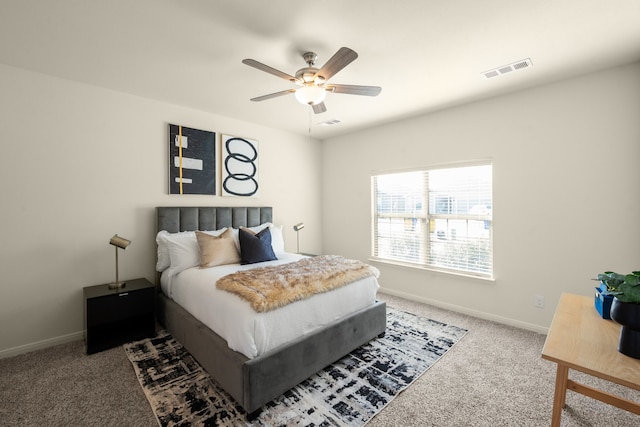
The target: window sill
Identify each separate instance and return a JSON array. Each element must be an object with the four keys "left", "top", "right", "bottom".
[{"left": 368, "top": 257, "right": 495, "bottom": 282}]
